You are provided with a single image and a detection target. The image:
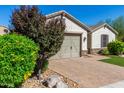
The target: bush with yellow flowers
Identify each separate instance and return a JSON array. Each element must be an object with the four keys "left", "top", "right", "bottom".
[{"left": 0, "top": 34, "right": 39, "bottom": 87}]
